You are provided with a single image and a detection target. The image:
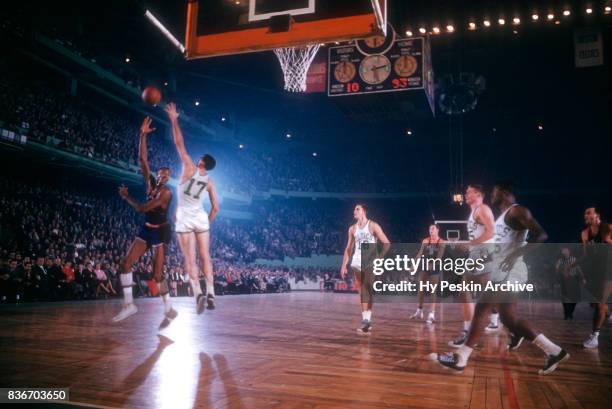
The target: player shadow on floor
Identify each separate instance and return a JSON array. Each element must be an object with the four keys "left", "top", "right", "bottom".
[
  {"left": 194, "top": 353, "right": 246, "bottom": 409},
  {"left": 112, "top": 334, "right": 174, "bottom": 406}
]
